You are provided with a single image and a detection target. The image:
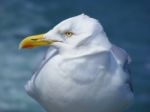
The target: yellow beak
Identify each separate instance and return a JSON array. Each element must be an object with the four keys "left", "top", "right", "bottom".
[{"left": 19, "top": 34, "right": 58, "bottom": 49}]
